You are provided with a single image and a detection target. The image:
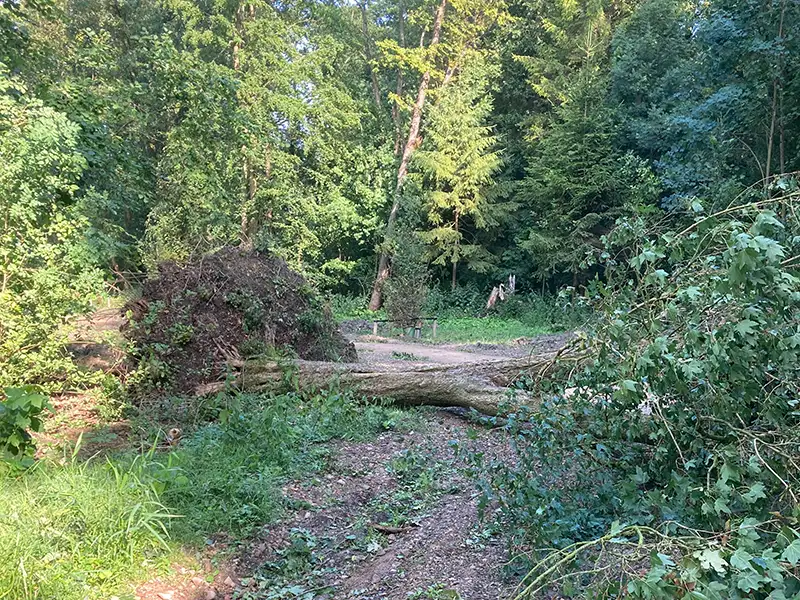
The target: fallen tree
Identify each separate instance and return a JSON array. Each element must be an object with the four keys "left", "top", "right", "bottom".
[{"left": 195, "top": 352, "right": 576, "bottom": 416}]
